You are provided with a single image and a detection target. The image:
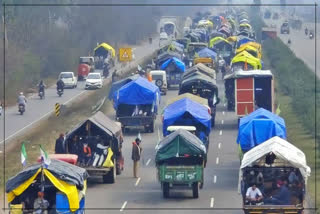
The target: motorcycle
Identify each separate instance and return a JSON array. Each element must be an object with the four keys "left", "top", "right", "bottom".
[
  {"left": 39, "top": 91, "right": 44, "bottom": 99},
  {"left": 18, "top": 104, "right": 25, "bottom": 115},
  {"left": 57, "top": 88, "right": 63, "bottom": 97},
  {"left": 309, "top": 33, "right": 314, "bottom": 39}
]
